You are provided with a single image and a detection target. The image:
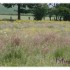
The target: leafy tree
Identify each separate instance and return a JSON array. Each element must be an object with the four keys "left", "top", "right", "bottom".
[
  {"left": 54, "top": 3, "right": 70, "bottom": 21},
  {"left": 60, "top": 4, "right": 70, "bottom": 21},
  {"left": 3, "top": 3, "right": 34, "bottom": 20},
  {"left": 48, "top": 8, "right": 54, "bottom": 21},
  {"left": 58, "top": 6, "right": 70, "bottom": 21},
  {"left": 3, "top": 3, "right": 21, "bottom": 20},
  {"left": 48, "top": 3, "right": 60, "bottom": 21},
  {"left": 33, "top": 4, "right": 48, "bottom": 20}
]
